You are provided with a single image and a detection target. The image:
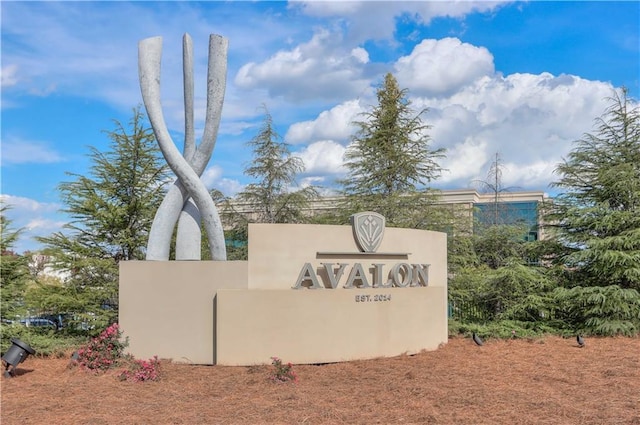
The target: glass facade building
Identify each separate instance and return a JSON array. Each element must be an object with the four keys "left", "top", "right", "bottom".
[
  {"left": 434, "top": 189, "right": 547, "bottom": 240},
  {"left": 474, "top": 200, "right": 540, "bottom": 240}
]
